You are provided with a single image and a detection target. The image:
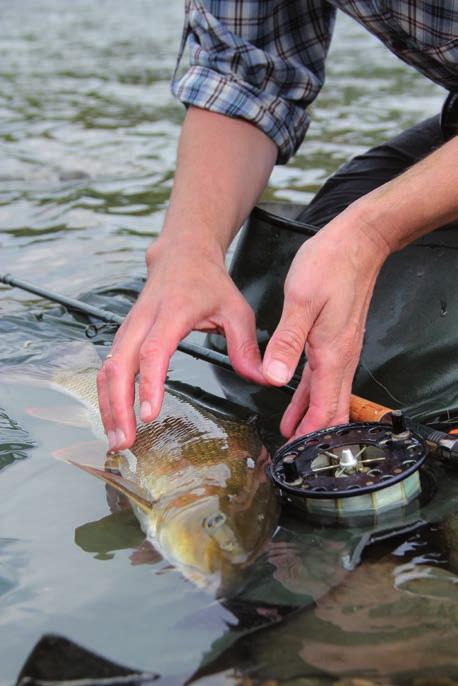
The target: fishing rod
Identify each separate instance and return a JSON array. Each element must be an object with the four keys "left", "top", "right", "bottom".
[
  {"left": 4, "top": 271, "right": 458, "bottom": 520},
  {"left": 0, "top": 271, "right": 275, "bottom": 384},
  {"left": 2, "top": 272, "right": 458, "bottom": 465}
]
